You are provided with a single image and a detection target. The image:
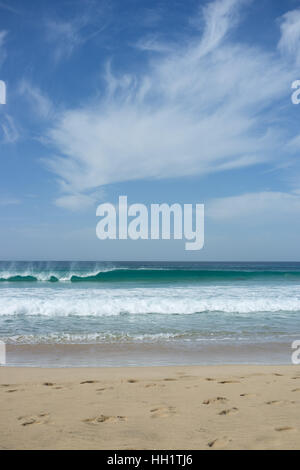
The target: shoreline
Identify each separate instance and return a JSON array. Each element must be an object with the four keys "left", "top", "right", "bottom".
[
  {"left": 1, "top": 364, "right": 299, "bottom": 449},
  {"left": 3, "top": 341, "right": 295, "bottom": 367}
]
